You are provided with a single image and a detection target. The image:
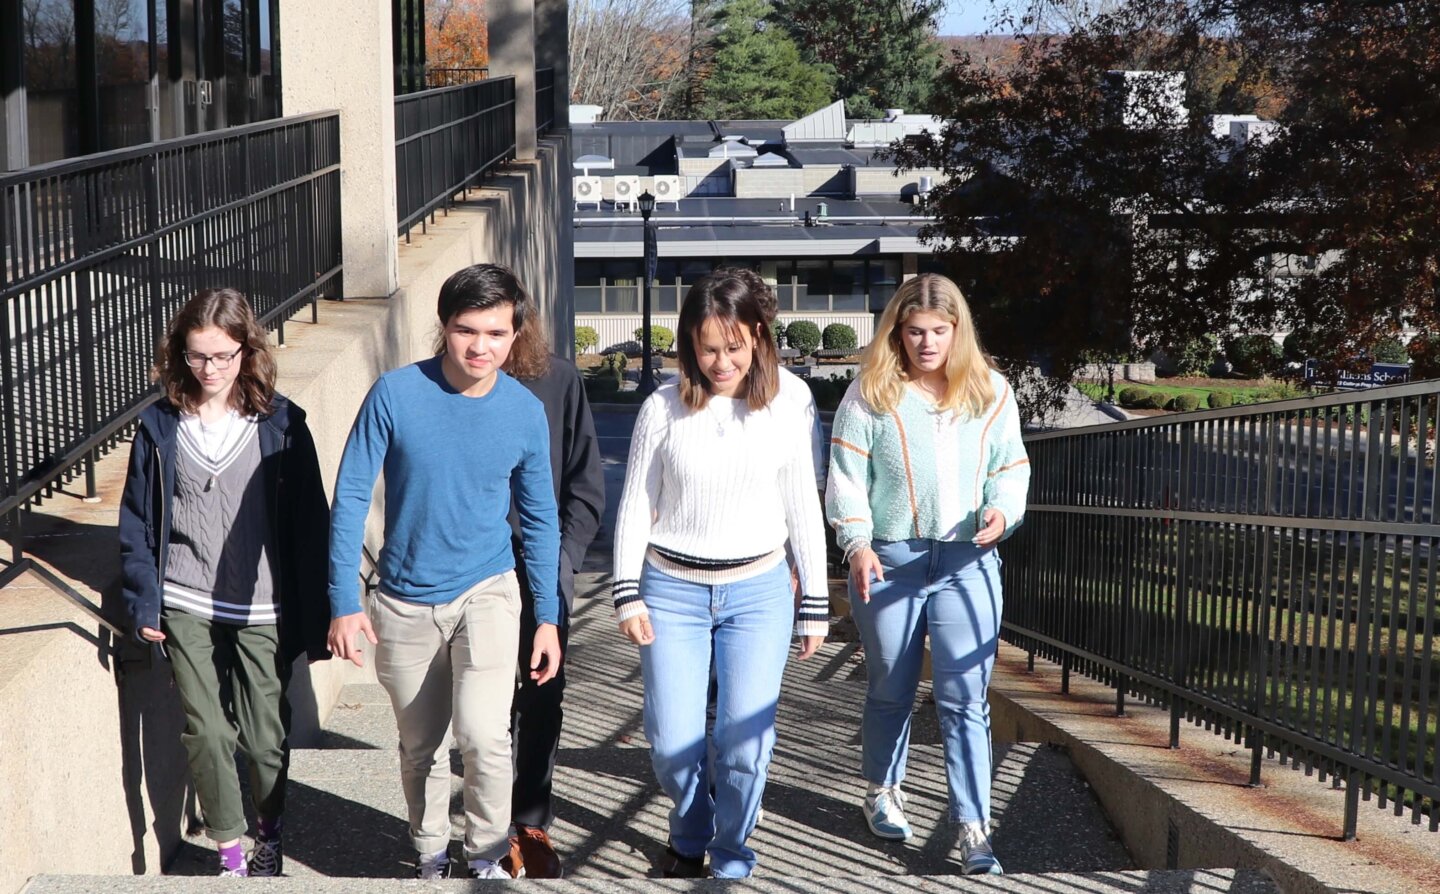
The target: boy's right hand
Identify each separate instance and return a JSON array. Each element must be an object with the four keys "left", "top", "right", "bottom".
[
  {"left": 328, "top": 612, "right": 378, "bottom": 667},
  {"left": 139, "top": 627, "right": 166, "bottom": 642}
]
